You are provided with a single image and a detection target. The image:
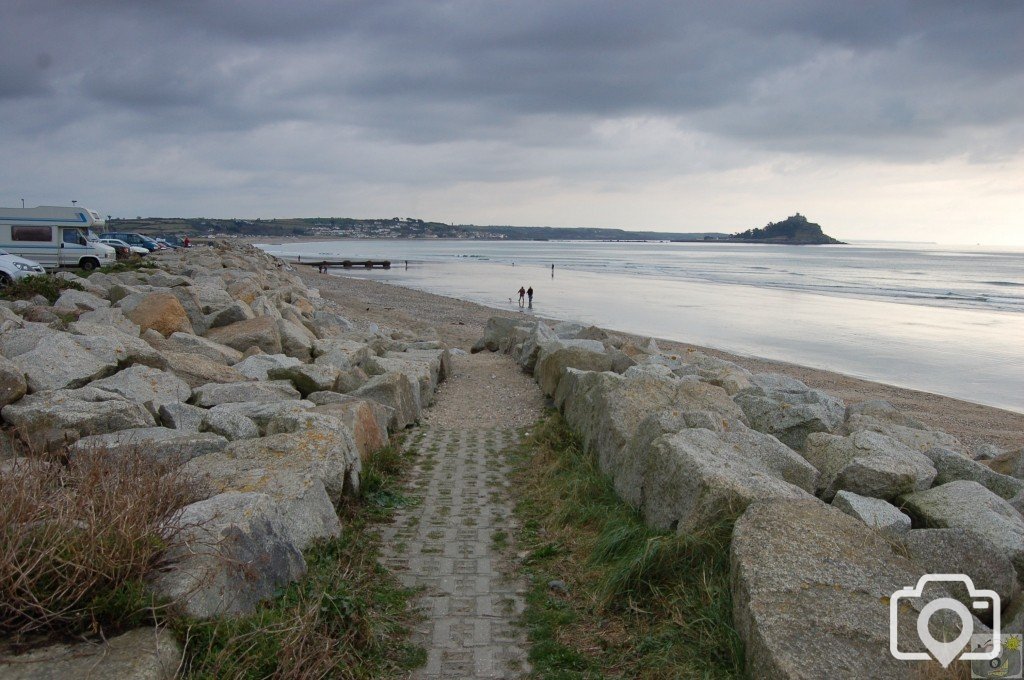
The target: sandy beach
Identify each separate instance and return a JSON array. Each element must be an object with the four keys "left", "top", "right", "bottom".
[{"left": 297, "top": 264, "right": 1024, "bottom": 452}]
